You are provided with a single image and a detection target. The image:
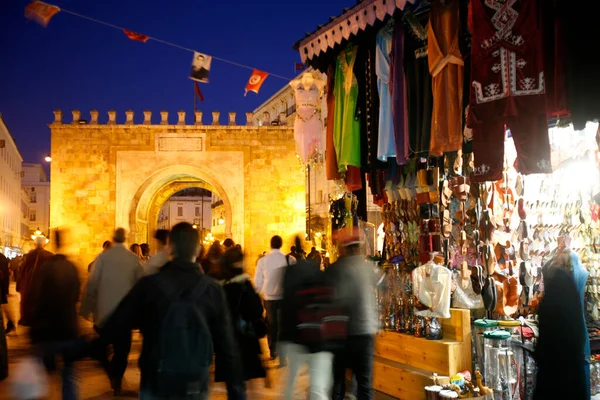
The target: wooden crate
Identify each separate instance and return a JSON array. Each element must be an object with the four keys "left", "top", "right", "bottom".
[{"left": 373, "top": 308, "right": 472, "bottom": 400}]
